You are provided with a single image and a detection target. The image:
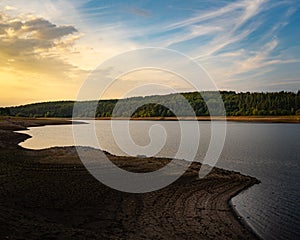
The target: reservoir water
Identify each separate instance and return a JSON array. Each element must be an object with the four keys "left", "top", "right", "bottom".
[{"left": 17, "top": 120, "right": 300, "bottom": 240}]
